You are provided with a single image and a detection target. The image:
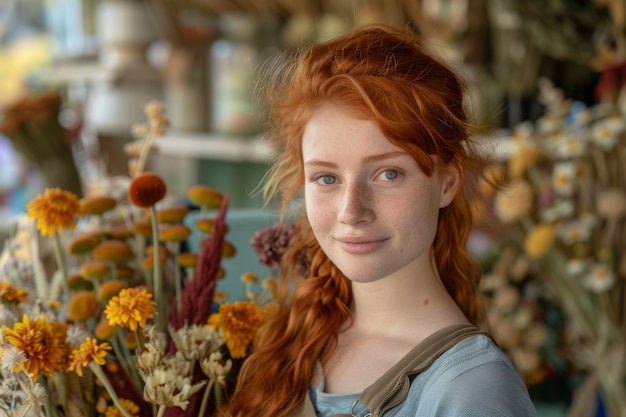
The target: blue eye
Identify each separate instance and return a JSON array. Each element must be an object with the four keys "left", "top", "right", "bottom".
[
  {"left": 317, "top": 175, "right": 337, "bottom": 185},
  {"left": 381, "top": 169, "right": 399, "bottom": 180}
]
